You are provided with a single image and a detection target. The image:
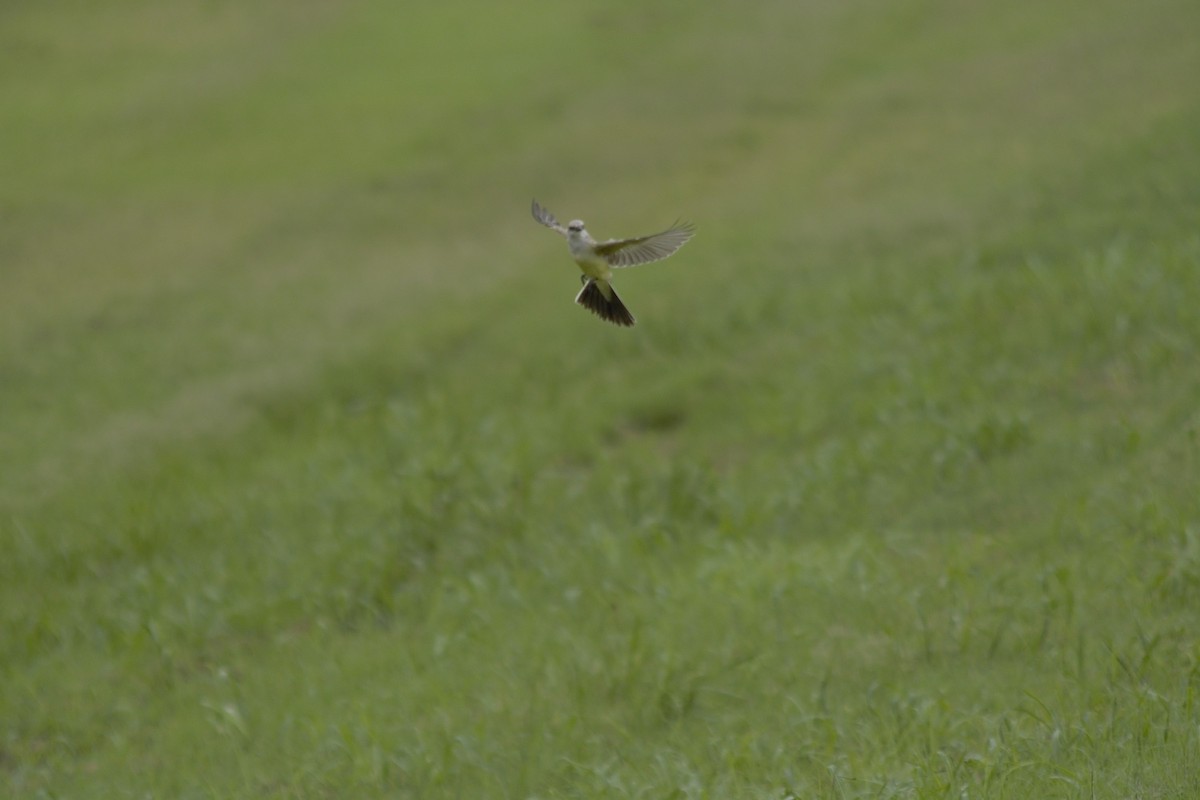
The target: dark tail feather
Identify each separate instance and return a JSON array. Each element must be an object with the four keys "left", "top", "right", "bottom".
[{"left": 575, "top": 279, "right": 635, "bottom": 327}]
